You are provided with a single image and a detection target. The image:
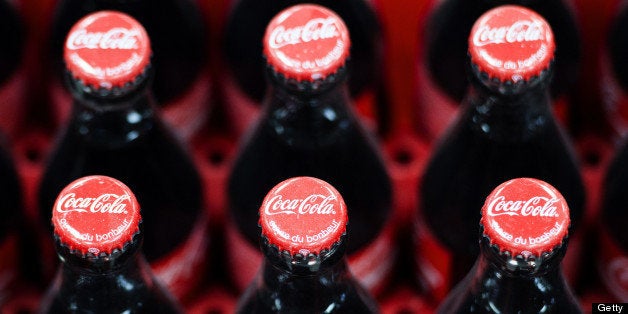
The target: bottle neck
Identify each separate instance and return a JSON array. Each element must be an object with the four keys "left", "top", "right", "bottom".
[
  {"left": 458, "top": 236, "right": 574, "bottom": 311},
  {"left": 462, "top": 69, "right": 555, "bottom": 143},
  {"left": 54, "top": 236, "right": 157, "bottom": 292},
  {"left": 68, "top": 77, "right": 157, "bottom": 148},
  {"left": 259, "top": 238, "right": 349, "bottom": 292},
  {"left": 262, "top": 71, "right": 357, "bottom": 148}
]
